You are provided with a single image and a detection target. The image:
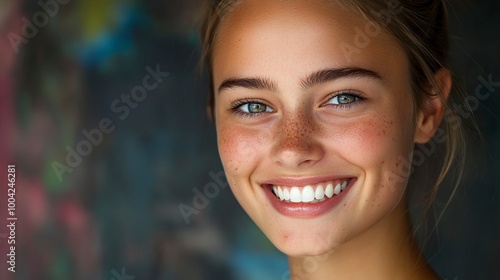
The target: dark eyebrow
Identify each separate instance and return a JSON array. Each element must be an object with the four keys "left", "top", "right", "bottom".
[
  {"left": 300, "top": 67, "right": 383, "bottom": 90},
  {"left": 217, "top": 67, "right": 382, "bottom": 94},
  {"left": 218, "top": 77, "right": 278, "bottom": 93}
]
